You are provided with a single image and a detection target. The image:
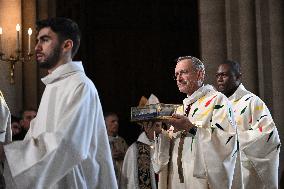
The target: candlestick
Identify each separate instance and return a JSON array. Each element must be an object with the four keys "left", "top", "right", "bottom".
[
  {"left": 0, "top": 25, "right": 34, "bottom": 84},
  {"left": 28, "top": 28, "right": 32, "bottom": 54},
  {"left": 16, "top": 24, "right": 20, "bottom": 52}
]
